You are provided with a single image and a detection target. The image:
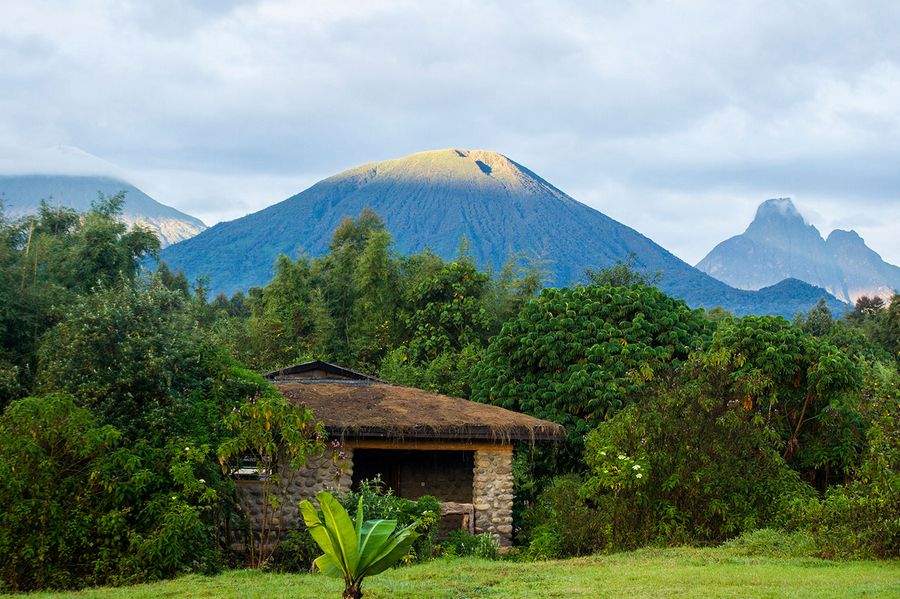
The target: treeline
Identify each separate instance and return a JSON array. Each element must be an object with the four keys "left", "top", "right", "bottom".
[
  {"left": 0, "top": 198, "right": 325, "bottom": 591},
  {"left": 0, "top": 199, "right": 897, "bottom": 592}
]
